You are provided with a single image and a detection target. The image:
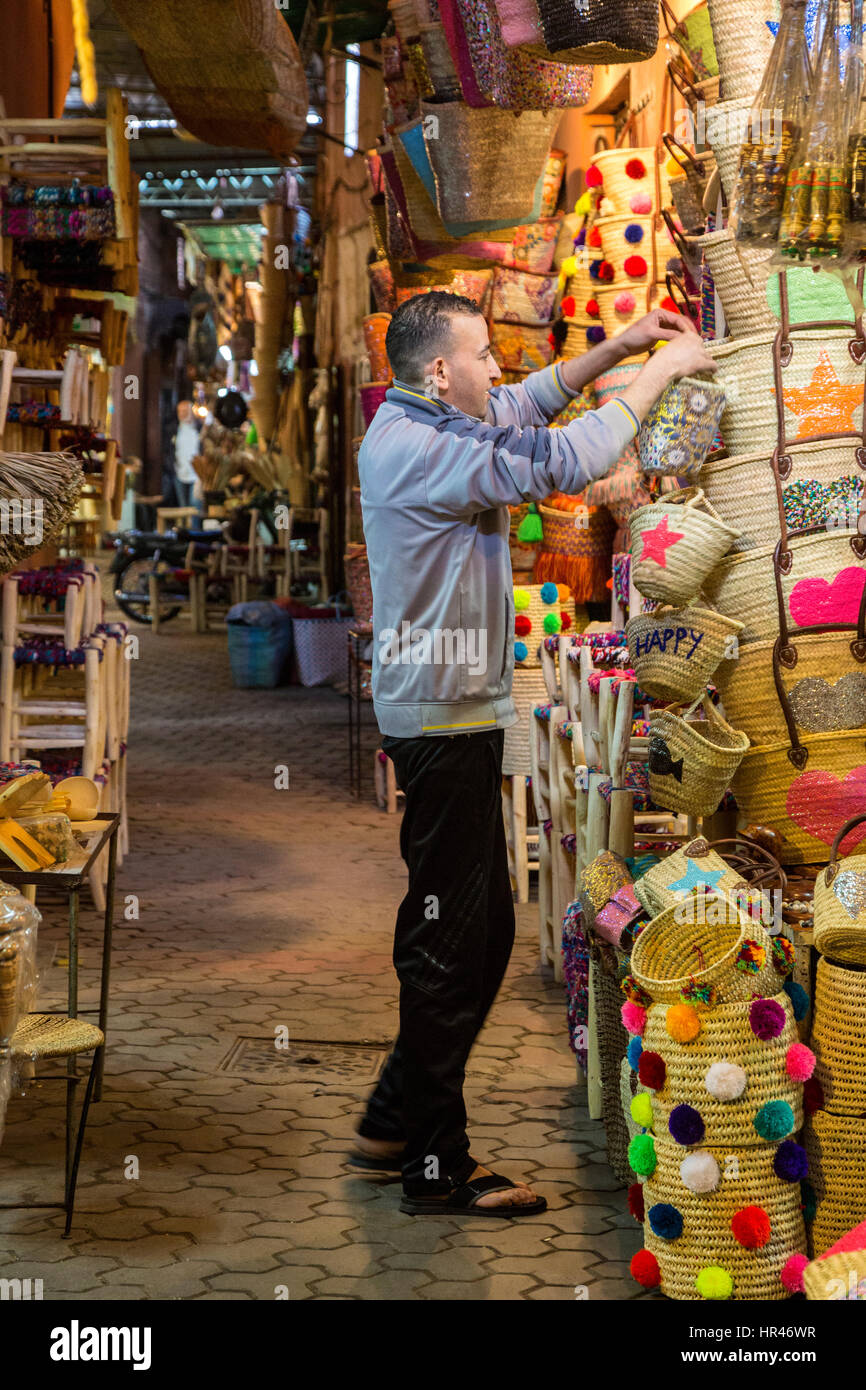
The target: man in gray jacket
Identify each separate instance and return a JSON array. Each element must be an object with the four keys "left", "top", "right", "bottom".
[{"left": 352, "top": 291, "right": 715, "bottom": 1217}]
